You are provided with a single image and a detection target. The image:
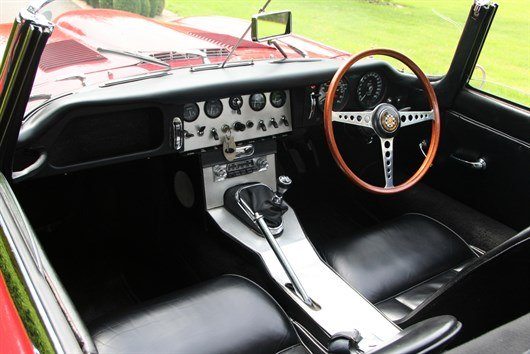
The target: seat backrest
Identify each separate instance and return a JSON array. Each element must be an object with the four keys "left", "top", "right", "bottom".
[{"left": 398, "top": 225, "right": 530, "bottom": 345}]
